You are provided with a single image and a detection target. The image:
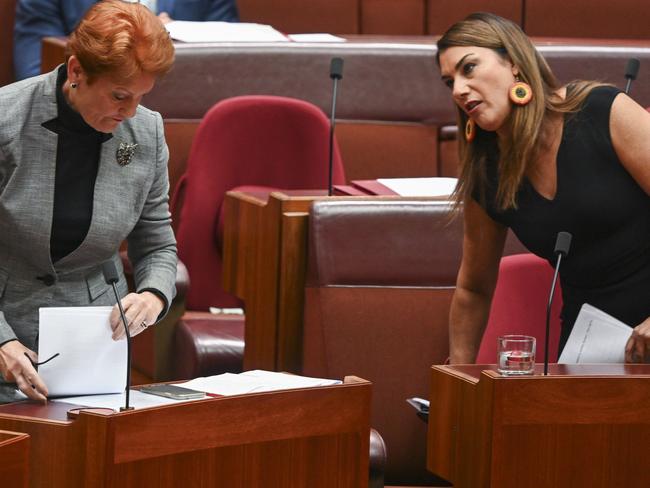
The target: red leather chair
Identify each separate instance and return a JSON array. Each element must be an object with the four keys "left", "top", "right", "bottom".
[
  {"left": 170, "top": 95, "right": 345, "bottom": 379},
  {"left": 476, "top": 253, "right": 563, "bottom": 364}
]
